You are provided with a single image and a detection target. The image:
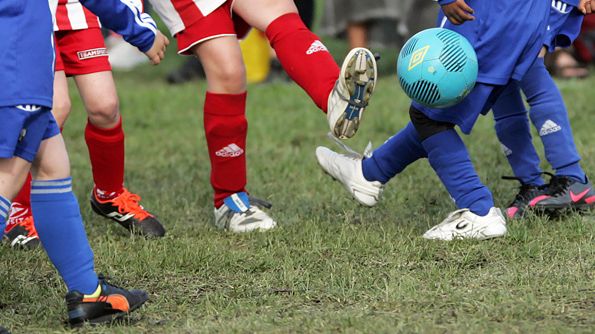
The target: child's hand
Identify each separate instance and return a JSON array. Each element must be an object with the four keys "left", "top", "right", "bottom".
[
  {"left": 145, "top": 31, "right": 170, "bottom": 65},
  {"left": 442, "top": 0, "right": 475, "bottom": 25},
  {"left": 579, "top": 0, "right": 593, "bottom": 14}
]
